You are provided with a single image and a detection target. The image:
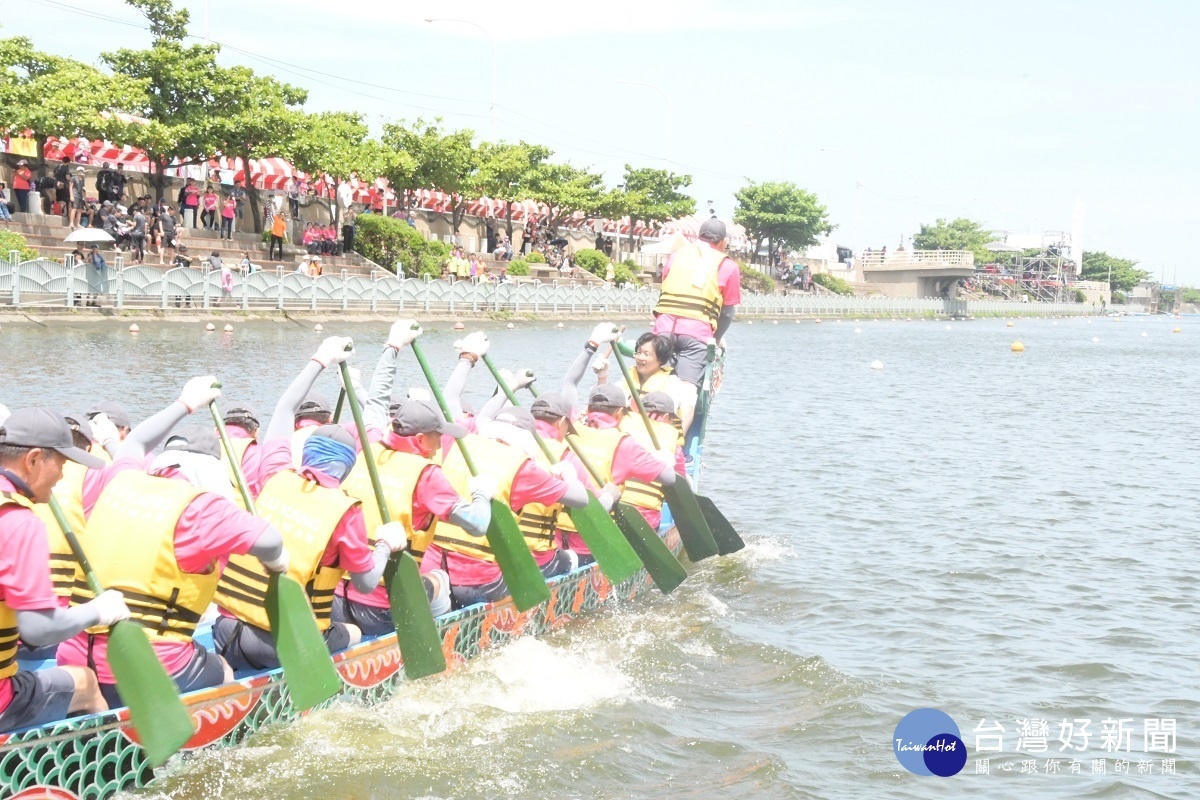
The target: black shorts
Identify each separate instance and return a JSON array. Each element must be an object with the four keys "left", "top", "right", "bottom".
[
  {"left": 0, "top": 668, "right": 76, "bottom": 732},
  {"left": 667, "top": 333, "right": 711, "bottom": 387},
  {"left": 539, "top": 549, "right": 579, "bottom": 578},
  {"left": 332, "top": 594, "right": 394, "bottom": 637},
  {"left": 213, "top": 616, "right": 352, "bottom": 672},
  {"left": 98, "top": 639, "right": 225, "bottom": 709}
]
